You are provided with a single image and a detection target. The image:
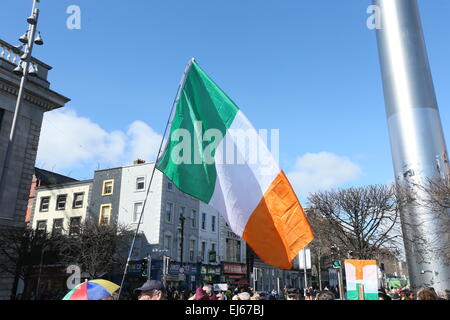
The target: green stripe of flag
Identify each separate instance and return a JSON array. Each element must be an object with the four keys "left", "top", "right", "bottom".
[{"left": 156, "top": 61, "right": 239, "bottom": 203}]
